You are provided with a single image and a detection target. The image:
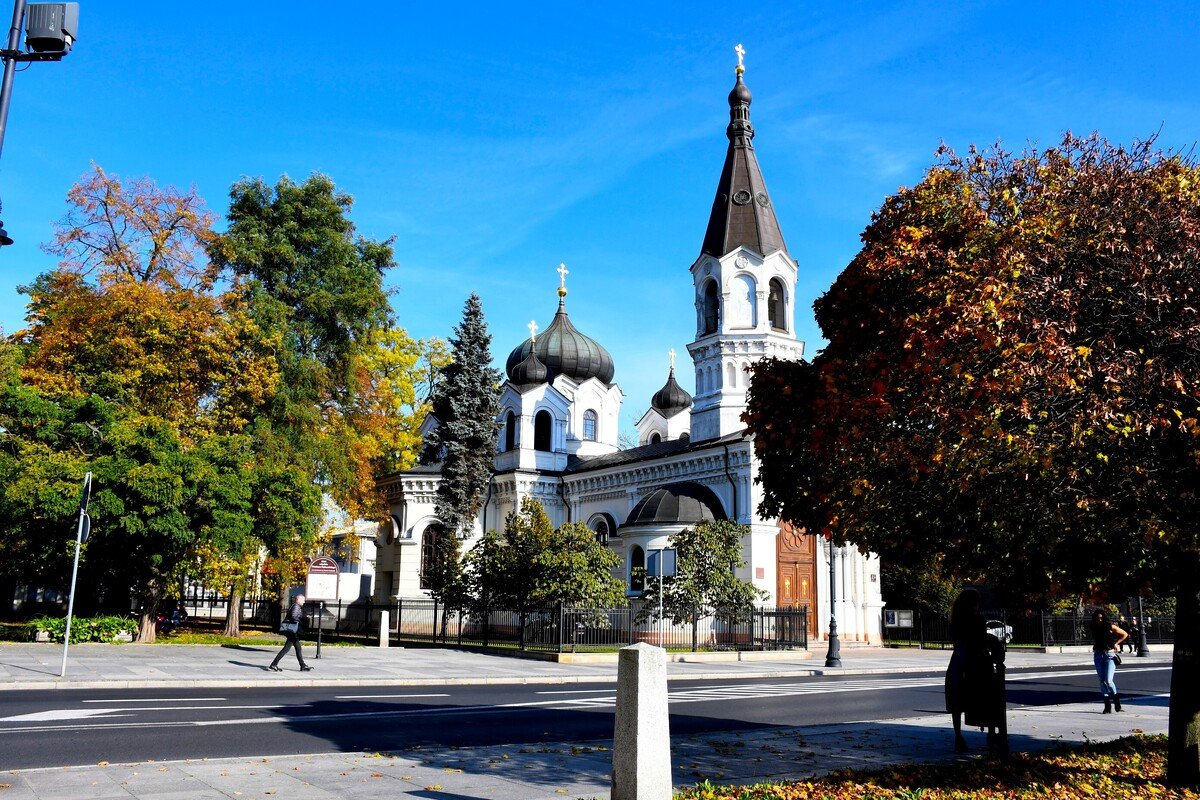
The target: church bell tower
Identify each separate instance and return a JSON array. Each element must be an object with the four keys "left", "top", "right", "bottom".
[{"left": 687, "top": 46, "right": 805, "bottom": 442}]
